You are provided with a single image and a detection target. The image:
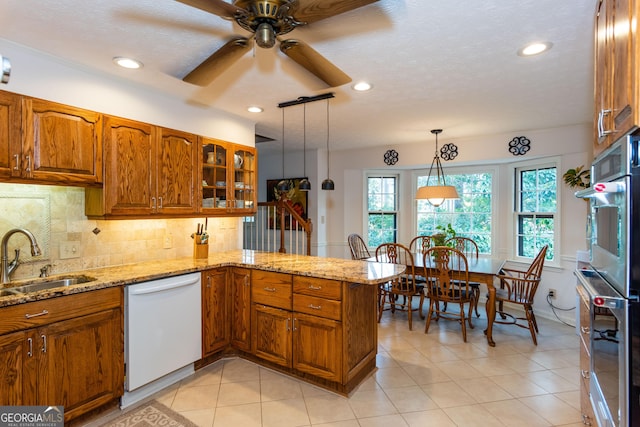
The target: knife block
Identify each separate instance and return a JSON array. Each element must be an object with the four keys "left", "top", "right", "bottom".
[{"left": 193, "top": 238, "right": 209, "bottom": 259}]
